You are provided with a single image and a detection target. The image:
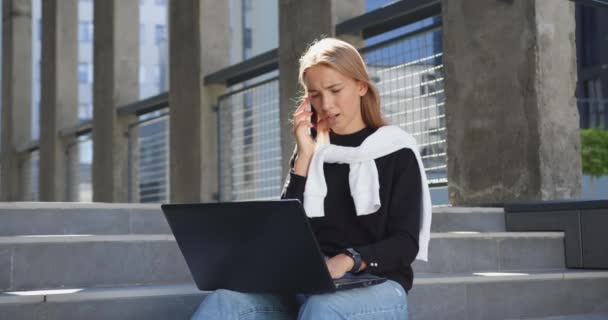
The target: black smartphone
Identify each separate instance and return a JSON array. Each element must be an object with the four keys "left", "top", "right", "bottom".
[{"left": 309, "top": 102, "right": 318, "bottom": 139}]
